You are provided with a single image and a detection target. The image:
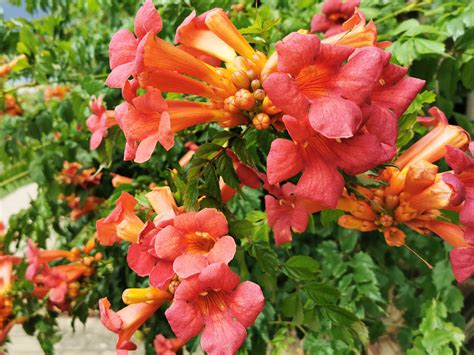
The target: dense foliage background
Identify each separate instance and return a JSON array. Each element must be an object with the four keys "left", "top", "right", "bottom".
[{"left": 0, "top": 0, "right": 473, "bottom": 354}]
